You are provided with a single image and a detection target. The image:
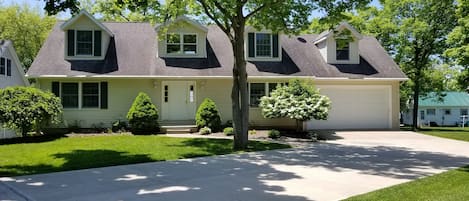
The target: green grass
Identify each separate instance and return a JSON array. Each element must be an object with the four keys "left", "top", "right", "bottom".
[
  {"left": 416, "top": 127, "right": 469, "bottom": 142},
  {"left": 0, "top": 135, "right": 290, "bottom": 176},
  {"left": 345, "top": 165, "right": 469, "bottom": 201}
]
